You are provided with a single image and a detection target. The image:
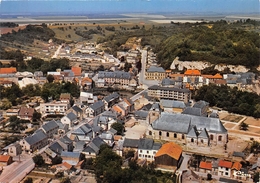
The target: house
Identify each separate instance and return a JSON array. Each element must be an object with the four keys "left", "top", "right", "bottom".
[
  {"left": 118, "top": 98, "right": 134, "bottom": 115},
  {"left": 199, "top": 161, "right": 212, "bottom": 173},
  {"left": 42, "top": 148, "right": 58, "bottom": 164},
  {"left": 56, "top": 120, "right": 69, "bottom": 135},
  {"left": 61, "top": 112, "right": 78, "bottom": 128},
  {"left": 182, "top": 170, "right": 200, "bottom": 182},
  {"left": 67, "top": 105, "right": 83, "bottom": 120},
  {"left": 18, "top": 107, "right": 34, "bottom": 121},
  {"left": 57, "top": 136, "right": 74, "bottom": 152},
  {"left": 99, "top": 132, "right": 114, "bottom": 147},
  {"left": 6, "top": 108, "right": 20, "bottom": 117},
  {"left": 40, "top": 101, "right": 70, "bottom": 115},
  {"left": 134, "top": 110, "right": 149, "bottom": 123},
  {"left": 218, "top": 160, "right": 233, "bottom": 177},
  {"left": 154, "top": 142, "right": 183, "bottom": 169},
  {"left": 0, "top": 155, "right": 13, "bottom": 166},
  {"left": 147, "top": 112, "right": 228, "bottom": 147},
  {"left": 112, "top": 104, "right": 126, "bottom": 118},
  {"left": 61, "top": 151, "right": 82, "bottom": 166},
  {"left": 20, "top": 129, "right": 48, "bottom": 153},
  {"left": 231, "top": 162, "right": 243, "bottom": 180},
  {"left": 51, "top": 161, "right": 73, "bottom": 172},
  {"left": 93, "top": 115, "right": 116, "bottom": 131},
  {"left": 85, "top": 100, "right": 105, "bottom": 117},
  {"left": 49, "top": 142, "right": 64, "bottom": 155},
  {"left": 123, "top": 138, "right": 139, "bottom": 156},
  {"left": 138, "top": 138, "right": 161, "bottom": 162},
  {"left": 8, "top": 142, "right": 22, "bottom": 157},
  {"left": 71, "top": 67, "right": 82, "bottom": 77},
  {"left": 71, "top": 123, "right": 93, "bottom": 141},
  {"left": 82, "top": 137, "right": 106, "bottom": 157},
  {"left": 103, "top": 92, "right": 120, "bottom": 110},
  {"left": 81, "top": 77, "right": 93, "bottom": 90},
  {"left": 145, "top": 66, "right": 166, "bottom": 80},
  {"left": 0, "top": 67, "right": 17, "bottom": 74},
  {"left": 60, "top": 93, "right": 71, "bottom": 103},
  {"left": 41, "top": 120, "right": 59, "bottom": 138}
]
